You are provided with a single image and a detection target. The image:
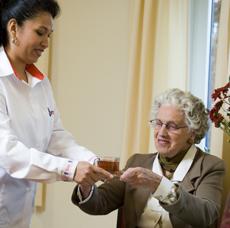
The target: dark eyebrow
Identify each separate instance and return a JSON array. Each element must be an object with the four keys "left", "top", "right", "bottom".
[{"left": 38, "top": 26, "right": 53, "bottom": 34}]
